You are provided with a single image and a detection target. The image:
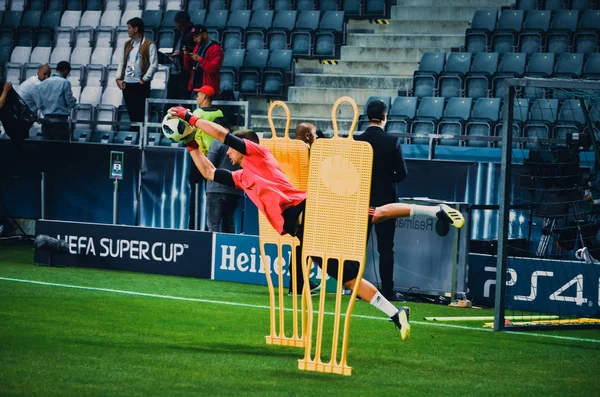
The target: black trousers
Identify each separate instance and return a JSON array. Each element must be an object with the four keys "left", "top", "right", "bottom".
[
  {"left": 283, "top": 201, "right": 359, "bottom": 292},
  {"left": 165, "top": 71, "right": 191, "bottom": 108},
  {"left": 366, "top": 218, "right": 396, "bottom": 295},
  {"left": 206, "top": 192, "right": 240, "bottom": 233},
  {"left": 122, "top": 82, "right": 151, "bottom": 125},
  {"left": 41, "top": 115, "right": 70, "bottom": 141}
]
